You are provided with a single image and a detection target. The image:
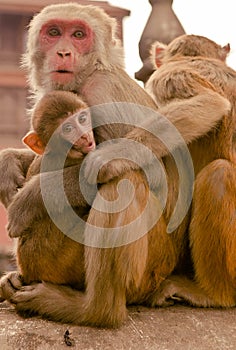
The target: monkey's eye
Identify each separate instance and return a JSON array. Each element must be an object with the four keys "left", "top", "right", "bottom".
[
  {"left": 77, "top": 112, "right": 88, "bottom": 124},
  {"left": 48, "top": 27, "right": 61, "bottom": 37},
  {"left": 62, "top": 123, "right": 74, "bottom": 134},
  {"left": 73, "top": 30, "right": 85, "bottom": 39}
]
